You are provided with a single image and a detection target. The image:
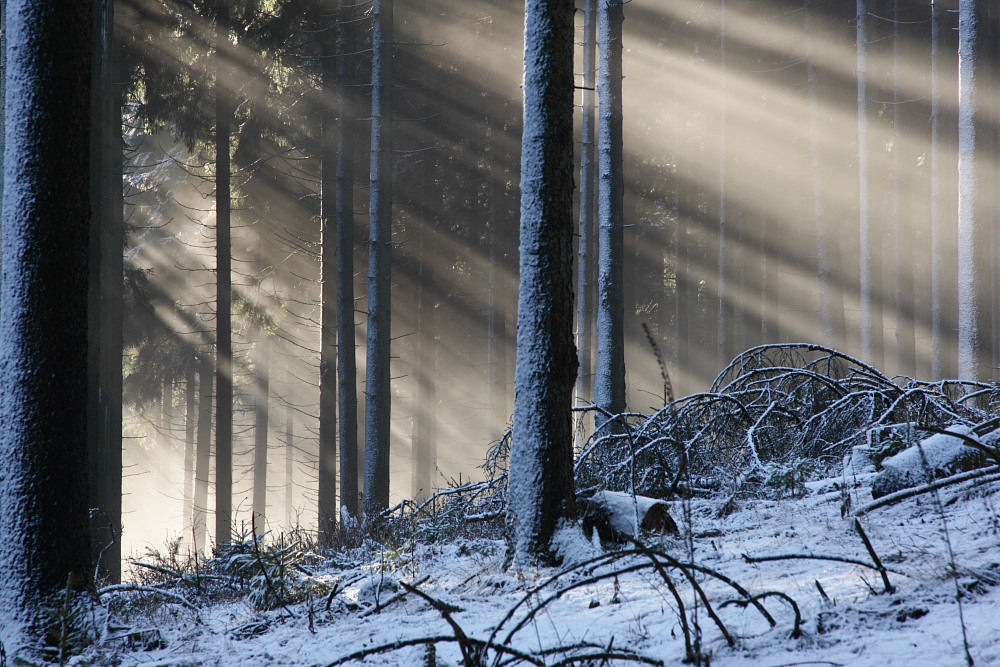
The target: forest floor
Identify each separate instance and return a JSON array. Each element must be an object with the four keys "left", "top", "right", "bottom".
[{"left": 85, "top": 472, "right": 1000, "bottom": 667}]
